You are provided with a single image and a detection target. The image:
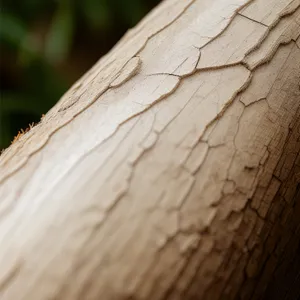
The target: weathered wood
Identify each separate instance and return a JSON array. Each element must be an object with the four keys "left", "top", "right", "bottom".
[{"left": 0, "top": 0, "right": 300, "bottom": 299}]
